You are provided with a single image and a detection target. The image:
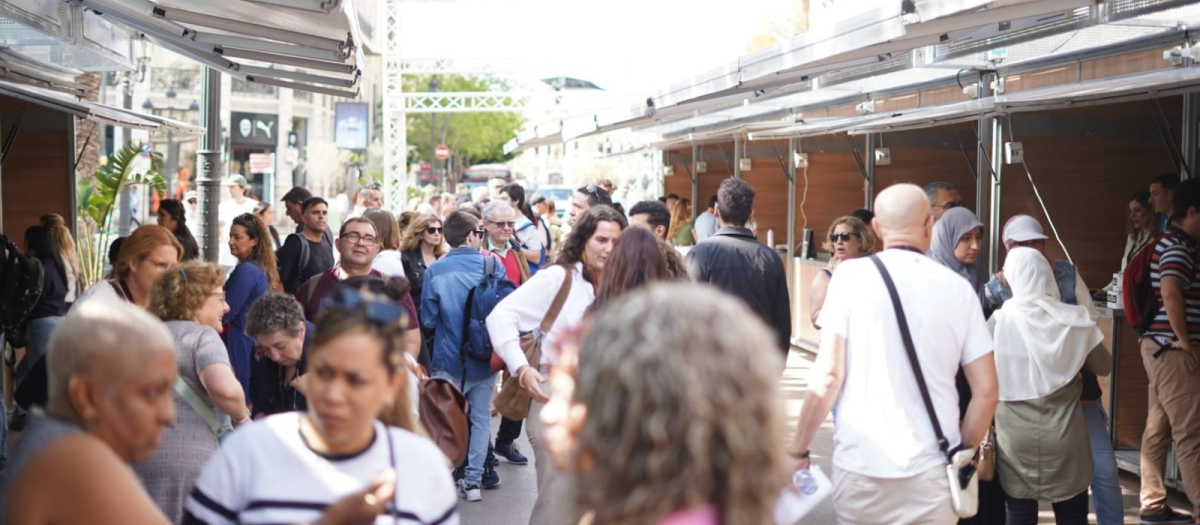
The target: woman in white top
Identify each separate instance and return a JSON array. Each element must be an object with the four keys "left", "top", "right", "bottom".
[
  {"left": 184, "top": 285, "right": 457, "bottom": 525},
  {"left": 486, "top": 205, "right": 626, "bottom": 525},
  {"left": 364, "top": 209, "right": 404, "bottom": 278},
  {"left": 75, "top": 225, "right": 182, "bottom": 309}
]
